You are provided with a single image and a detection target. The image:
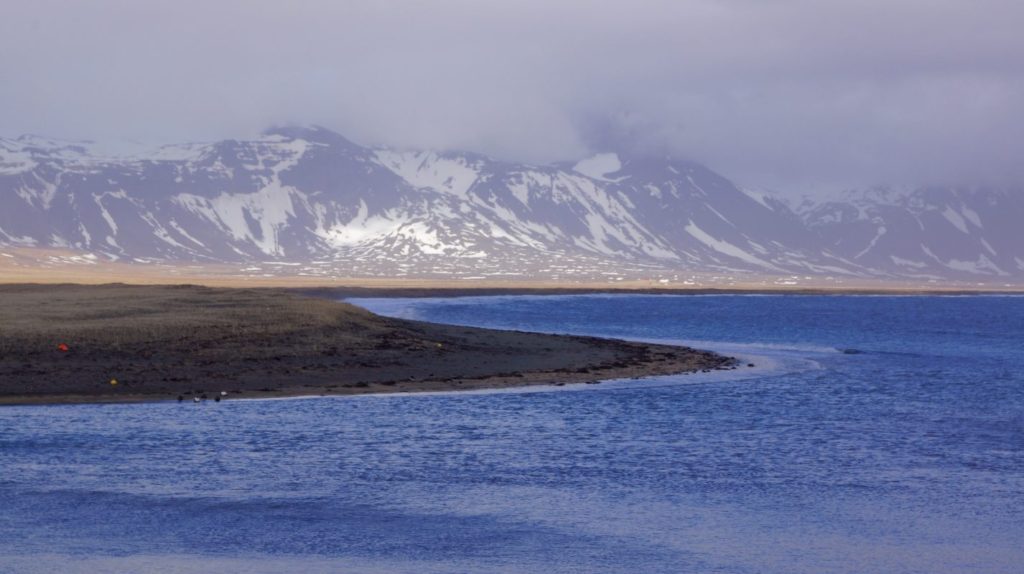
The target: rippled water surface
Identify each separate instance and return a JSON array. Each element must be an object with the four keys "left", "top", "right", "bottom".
[{"left": 1, "top": 295, "right": 1022, "bottom": 573}]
